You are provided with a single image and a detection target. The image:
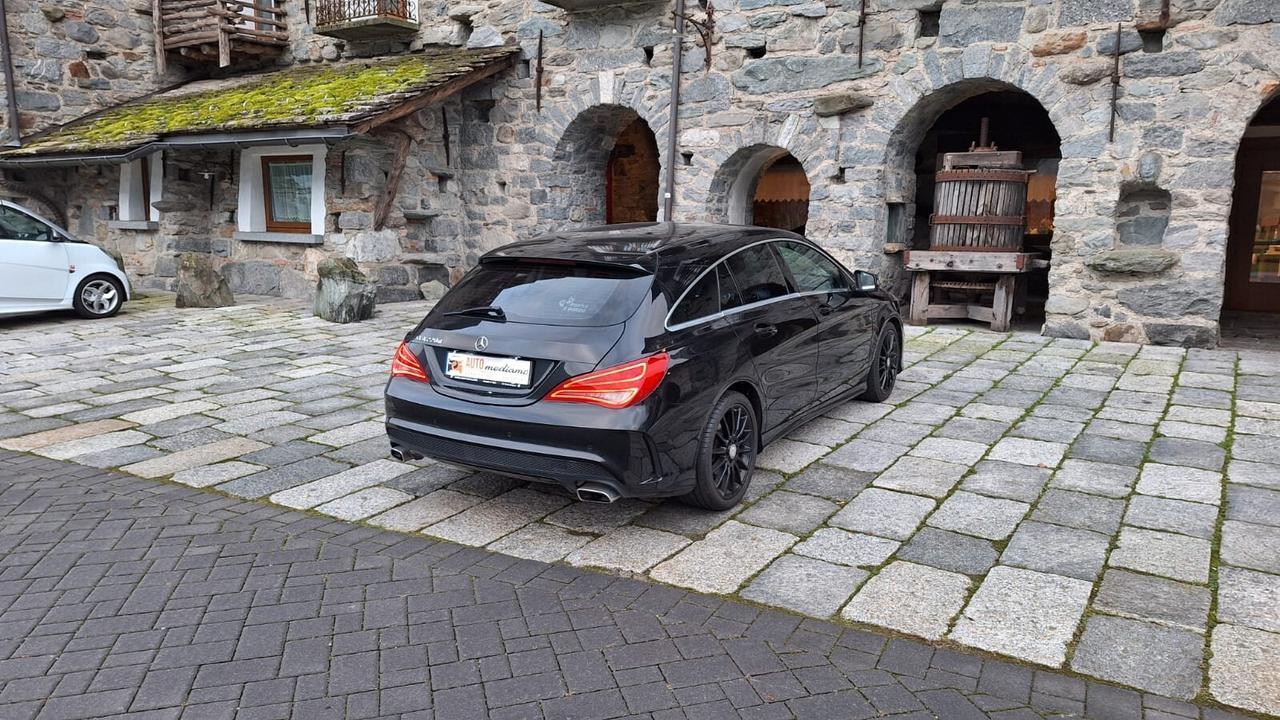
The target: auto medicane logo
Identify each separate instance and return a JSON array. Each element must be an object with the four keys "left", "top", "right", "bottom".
[{"left": 474, "top": 336, "right": 489, "bottom": 352}]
